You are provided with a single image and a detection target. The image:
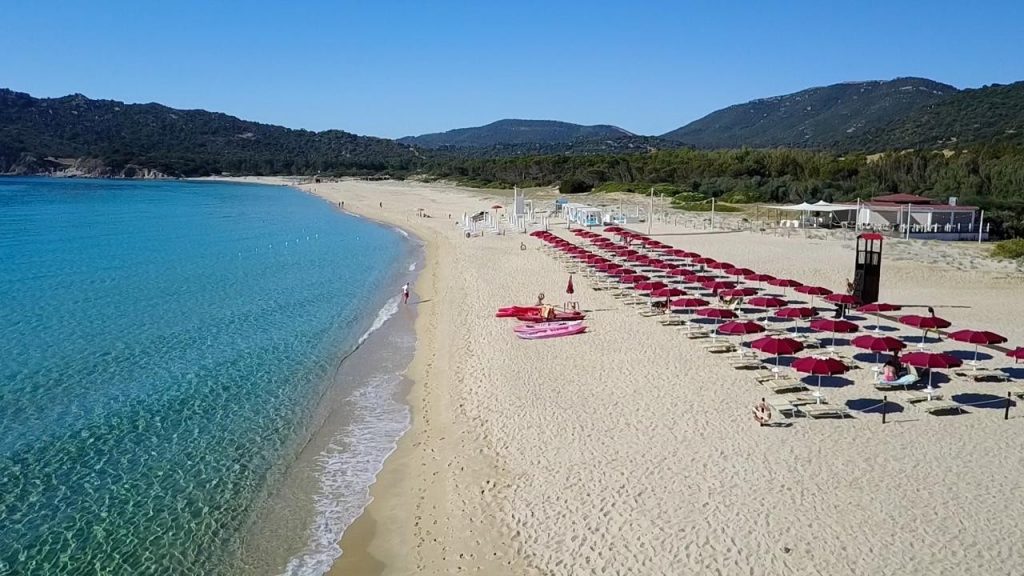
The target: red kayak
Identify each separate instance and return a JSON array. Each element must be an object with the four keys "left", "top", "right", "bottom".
[
  {"left": 515, "top": 311, "right": 586, "bottom": 323},
  {"left": 496, "top": 306, "right": 540, "bottom": 318}
]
